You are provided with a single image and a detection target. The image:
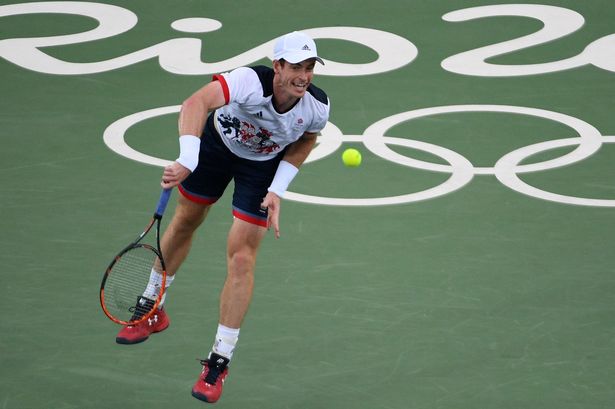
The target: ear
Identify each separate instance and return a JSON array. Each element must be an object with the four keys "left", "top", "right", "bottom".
[{"left": 272, "top": 59, "right": 282, "bottom": 74}]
